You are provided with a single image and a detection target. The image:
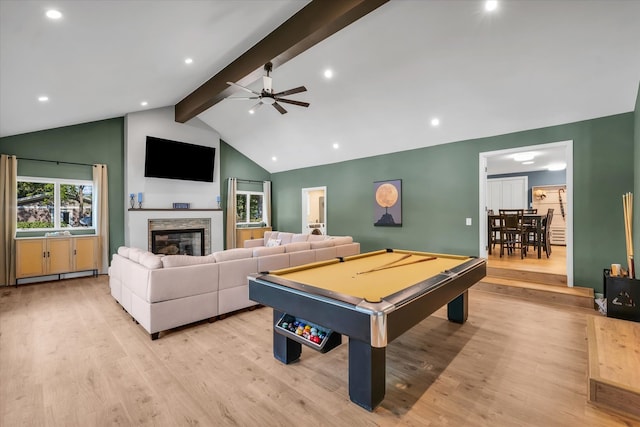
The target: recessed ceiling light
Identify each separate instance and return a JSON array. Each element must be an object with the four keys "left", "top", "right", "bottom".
[
  {"left": 271, "top": 156, "right": 277, "bottom": 161},
  {"left": 333, "top": 142, "right": 339, "bottom": 149},
  {"left": 38, "top": 96, "right": 49, "bottom": 102},
  {"left": 430, "top": 118, "right": 440, "bottom": 127},
  {"left": 140, "top": 101, "right": 148, "bottom": 106},
  {"left": 324, "top": 69, "right": 333, "bottom": 79},
  {"left": 513, "top": 152, "right": 535, "bottom": 162},
  {"left": 548, "top": 162, "right": 566, "bottom": 171},
  {"left": 46, "top": 9, "right": 62, "bottom": 20},
  {"left": 184, "top": 58, "right": 193, "bottom": 64},
  {"left": 522, "top": 161, "right": 535, "bottom": 165},
  {"left": 485, "top": 1, "right": 498, "bottom": 12},
  {"left": 249, "top": 109, "right": 255, "bottom": 115}
]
